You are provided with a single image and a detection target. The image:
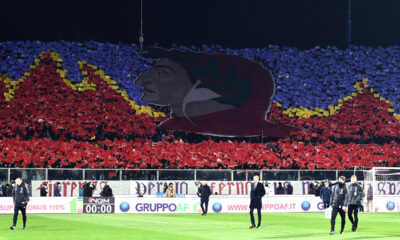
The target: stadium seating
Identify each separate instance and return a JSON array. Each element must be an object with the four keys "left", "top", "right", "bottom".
[
  {"left": 0, "top": 137, "right": 399, "bottom": 169},
  {"left": 0, "top": 52, "right": 164, "bottom": 140},
  {"left": 0, "top": 41, "right": 400, "bottom": 170}
]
